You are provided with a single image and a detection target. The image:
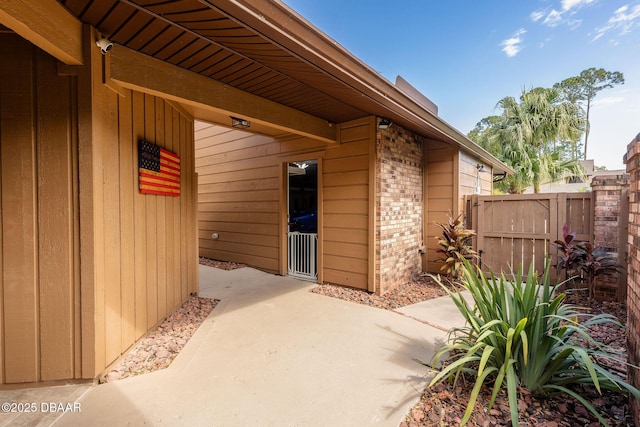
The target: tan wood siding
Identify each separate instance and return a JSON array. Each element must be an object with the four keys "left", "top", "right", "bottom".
[
  {"left": 323, "top": 119, "right": 371, "bottom": 289},
  {"left": 195, "top": 117, "right": 373, "bottom": 289},
  {"left": 458, "top": 152, "right": 492, "bottom": 212},
  {"left": 87, "top": 30, "right": 198, "bottom": 377},
  {"left": 195, "top": 124, "right": 281, "bottom": 272},
  {"left": 0, "top": 32, "right": 198, "bottom": 384},
  {"left": 423, "top": 140, "right": 456, "bottom": 273},
  {"left": 0, "top": 34, "right": 79, "bottom": 383}
]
